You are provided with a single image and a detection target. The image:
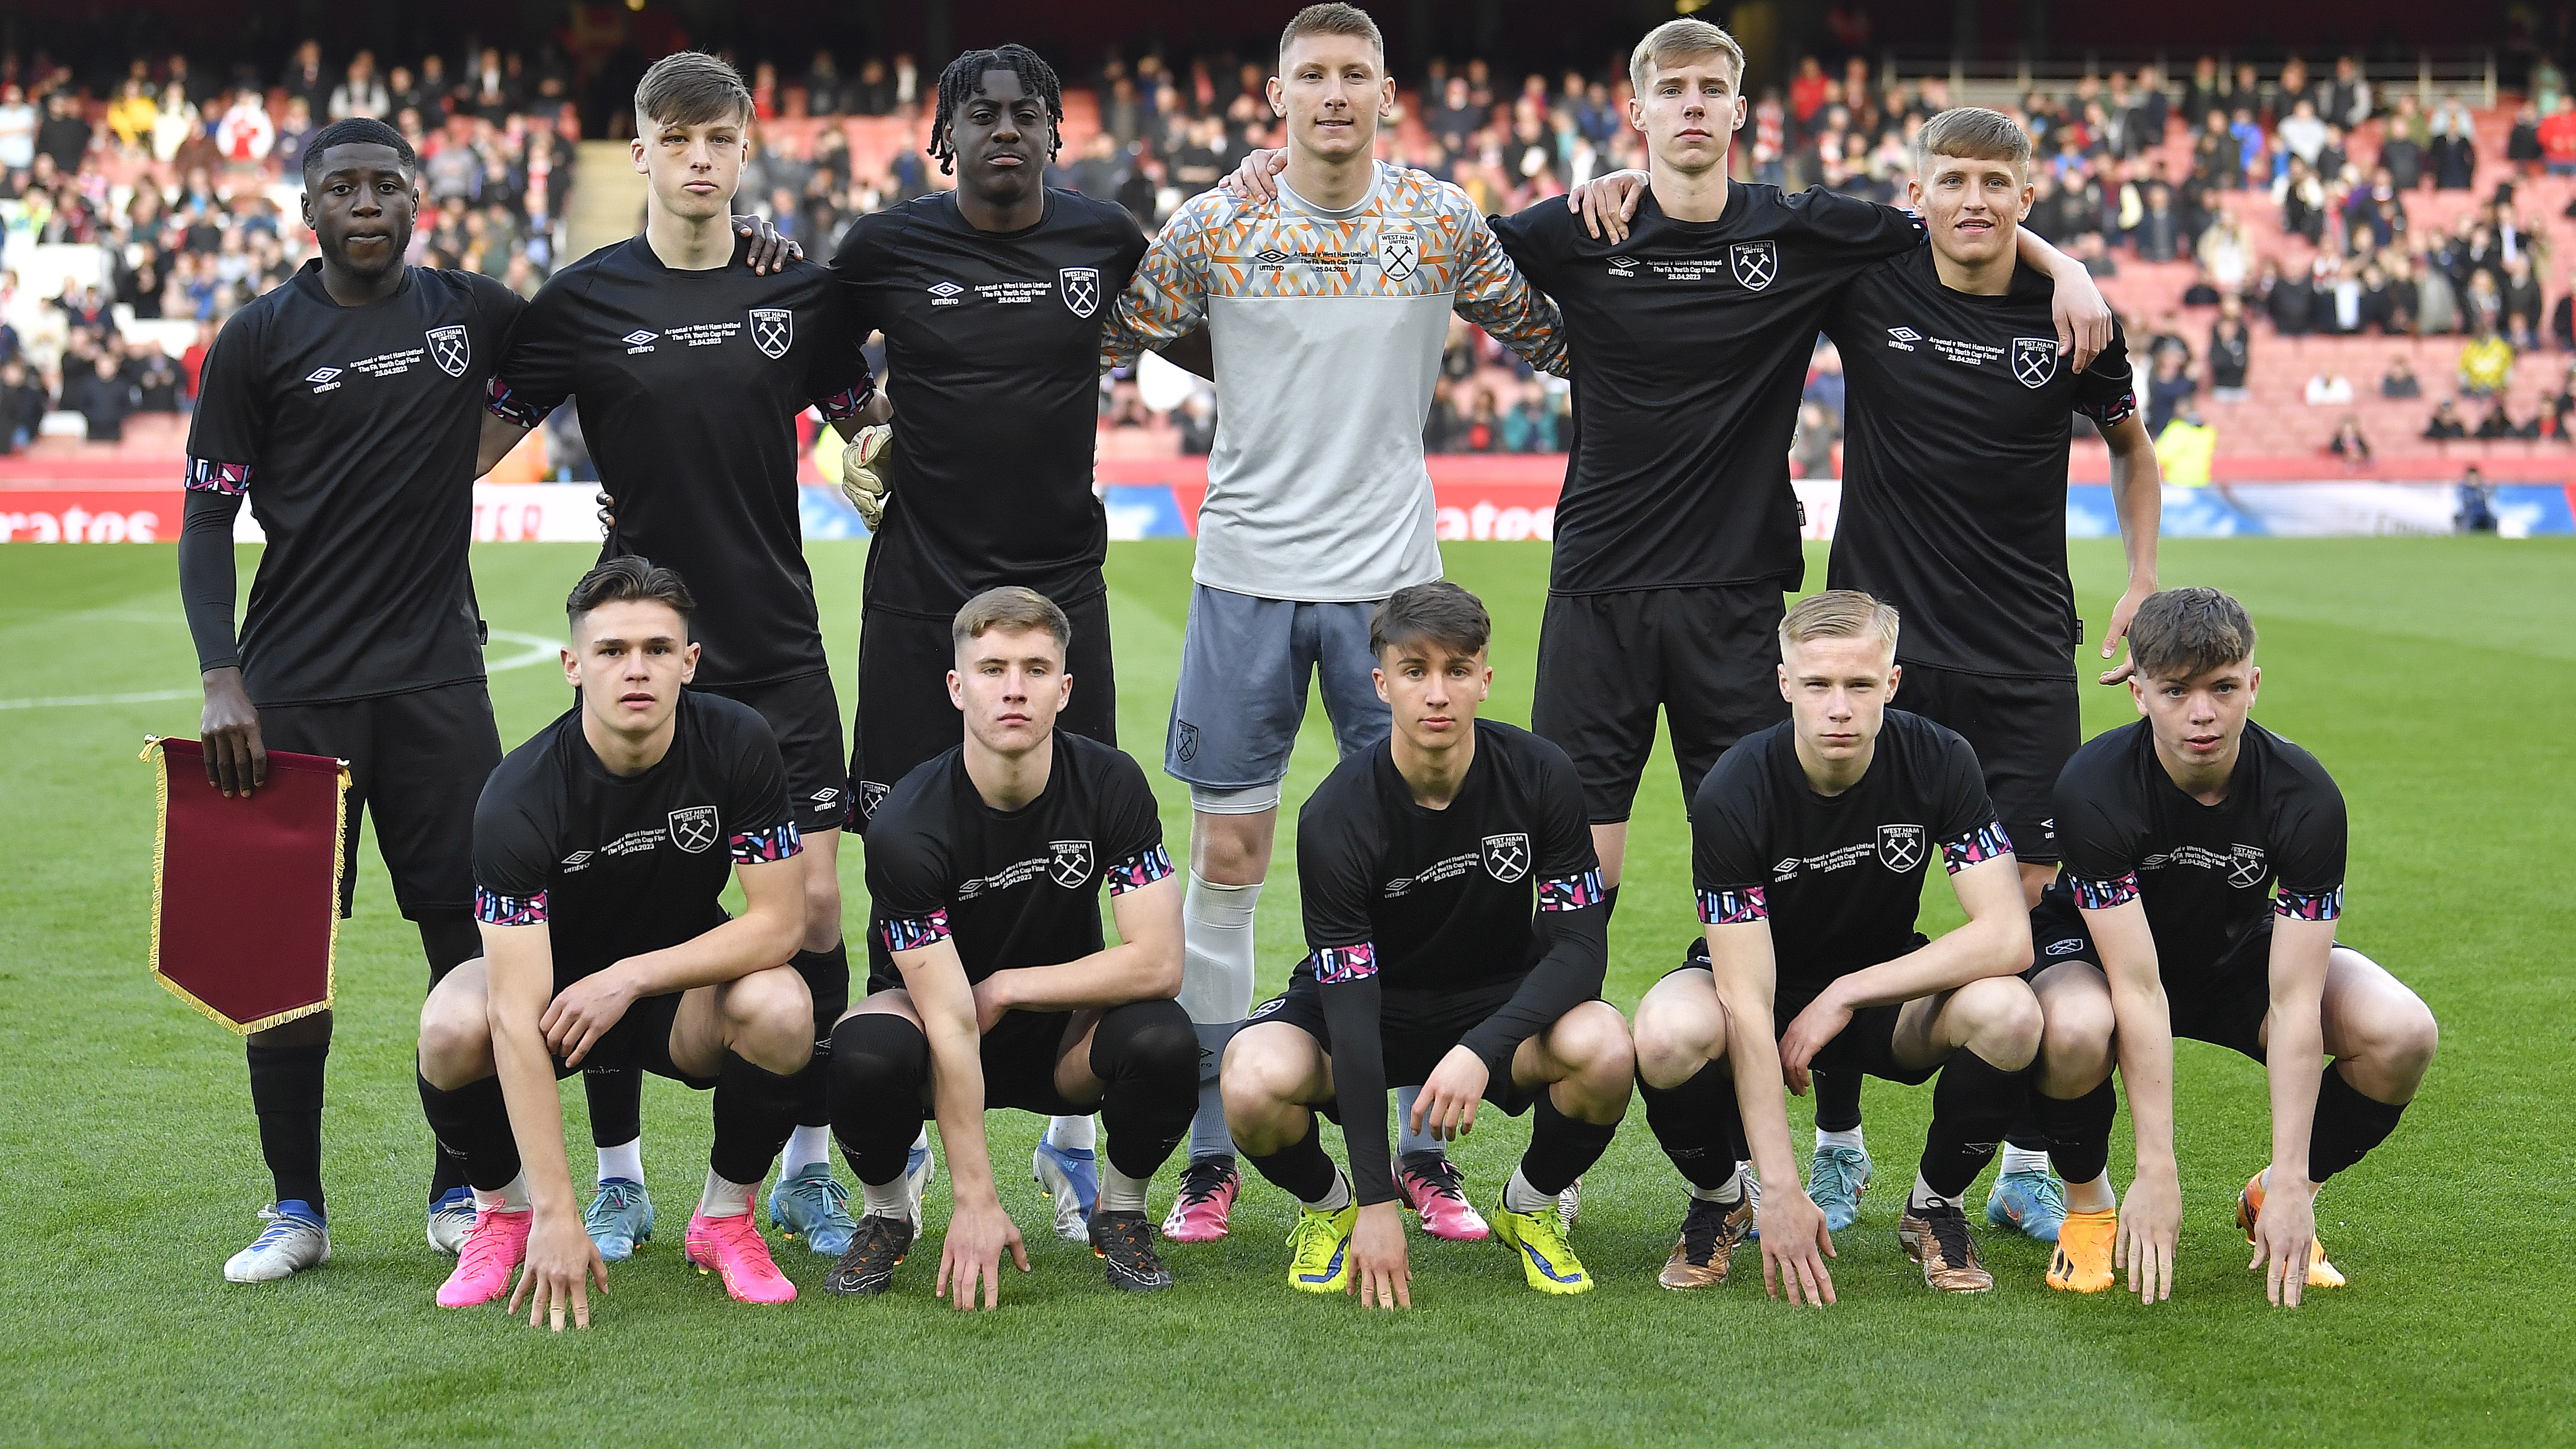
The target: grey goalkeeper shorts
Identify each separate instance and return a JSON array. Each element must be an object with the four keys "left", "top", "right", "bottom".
[{"left": 1165, "top": 583, "right": 1391, "bottom": 795}]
